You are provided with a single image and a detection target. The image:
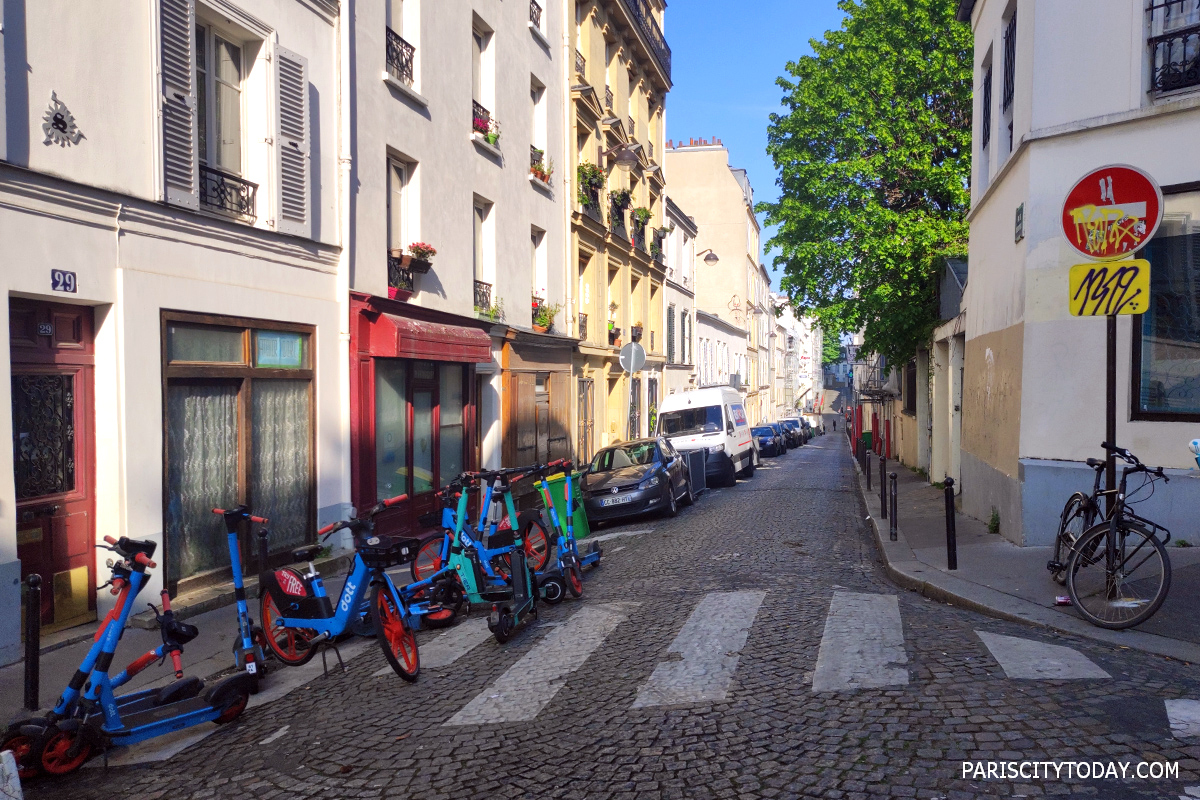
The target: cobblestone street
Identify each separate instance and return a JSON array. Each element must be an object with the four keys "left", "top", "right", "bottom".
[{"left": 26, "top": 434, "right": 1200, "bottom": 799}]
